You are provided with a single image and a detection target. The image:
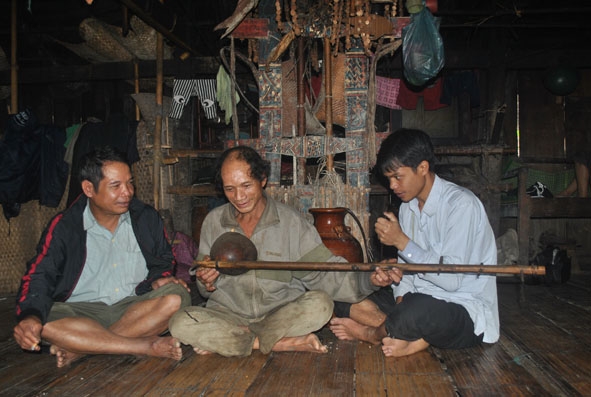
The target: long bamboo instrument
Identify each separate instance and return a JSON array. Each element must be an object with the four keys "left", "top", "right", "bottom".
[{"left": 193, "top": 260, "right": 546, "bottom": 275}]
